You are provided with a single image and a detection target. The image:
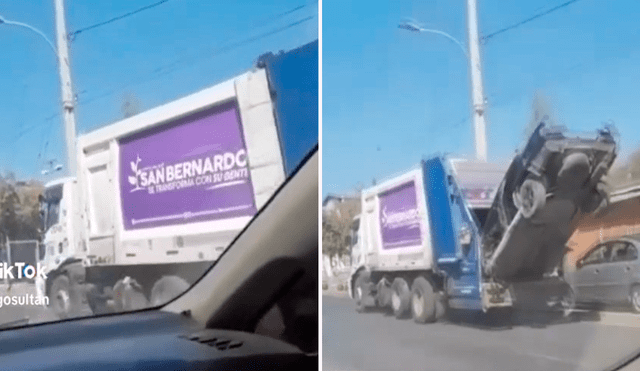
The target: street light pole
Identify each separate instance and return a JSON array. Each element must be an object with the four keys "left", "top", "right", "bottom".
[
  {"left": 54, "top": 0, "right": 77, "bottom": 176},
  {"left": 466, "top": 0, "right": 488, "bottom": 162},
  {"left": 399, "top": 9, "right": 489, "bottom": 162},
  {"left": 0, "top": 2, "right": 78, "bottom": 176}
]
